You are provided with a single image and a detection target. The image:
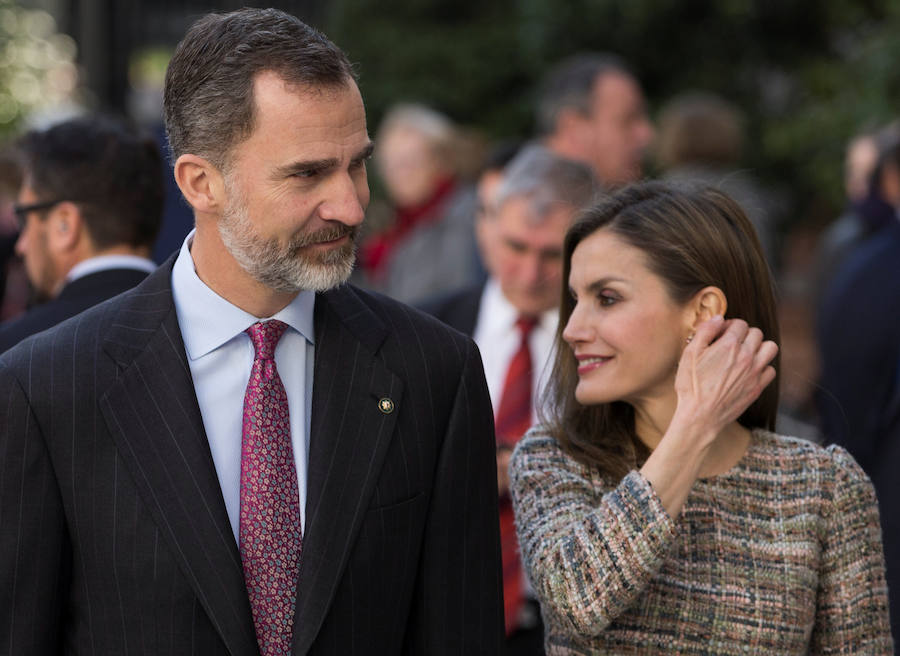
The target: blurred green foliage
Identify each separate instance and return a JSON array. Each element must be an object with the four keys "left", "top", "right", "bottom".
[
  {"left": 0, "top": 0, "right": 79, "bottom": 141},
  {"left": 327, "top": 0, "right": 900, "bottom": 227}
]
